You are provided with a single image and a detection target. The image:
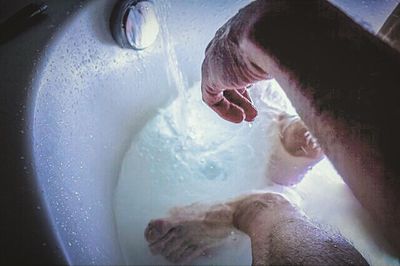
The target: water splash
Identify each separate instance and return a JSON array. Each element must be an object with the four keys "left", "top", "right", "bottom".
[
  {"left": 157, "top": 1, "right": 189, "bottom": 138},
  {"left": 113, "top": 2, "right": 399, "bottom": 265}
]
